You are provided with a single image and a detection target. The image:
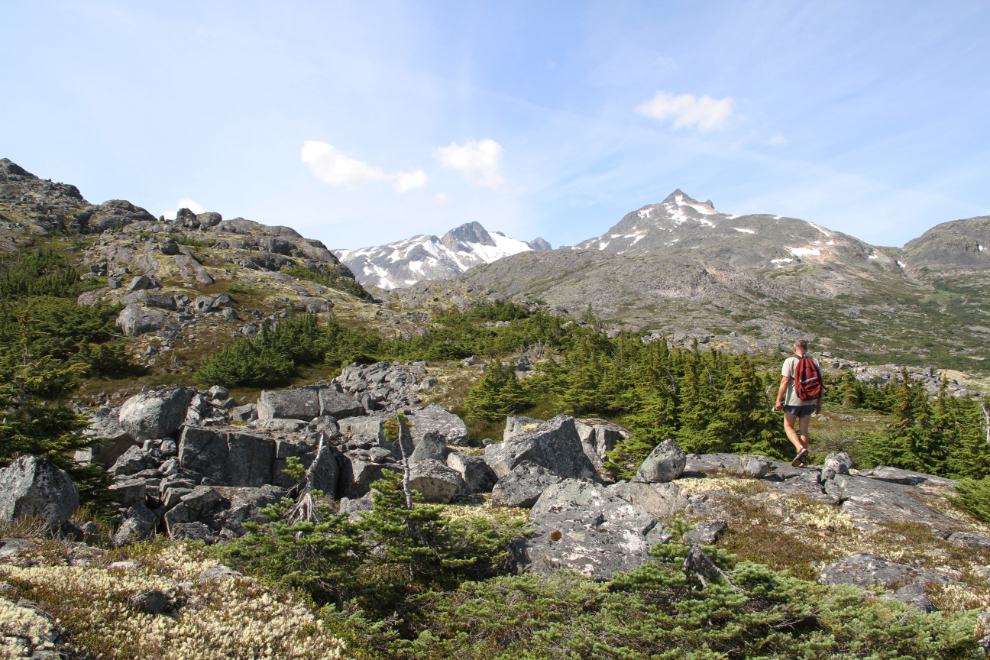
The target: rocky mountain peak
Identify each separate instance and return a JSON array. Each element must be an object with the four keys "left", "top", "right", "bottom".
[
  {"left": 444, "top": 221, "right": 496, "bottom": 248},
  {"left": 527, "top": 237, "right": 552, "bottom": 251},
  {"left": 335, "top": 222, "right": 544, "bottom": 290}
]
